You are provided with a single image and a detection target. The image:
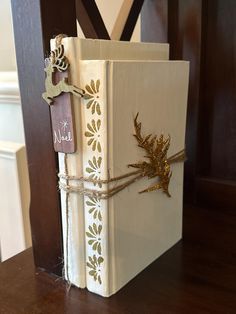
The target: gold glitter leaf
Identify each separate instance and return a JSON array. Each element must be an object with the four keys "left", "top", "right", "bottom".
[{"left": 129, "top": 113, "right": 172, "bottom": 197}]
